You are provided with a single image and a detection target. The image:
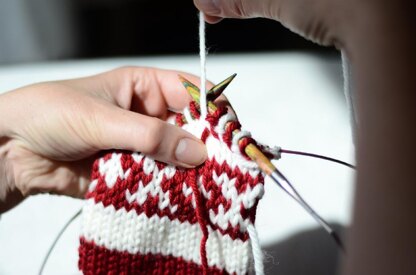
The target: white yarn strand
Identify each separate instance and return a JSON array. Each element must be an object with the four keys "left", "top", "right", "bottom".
[
  {"left": 199, "top": 13, "right": 263, "bottom": 274},
  {"left": 247, "top": 224, "right": 264, "bottom": 275},
  {"left": 199, "top": 11, "right": 208, "bottom": 119}
]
